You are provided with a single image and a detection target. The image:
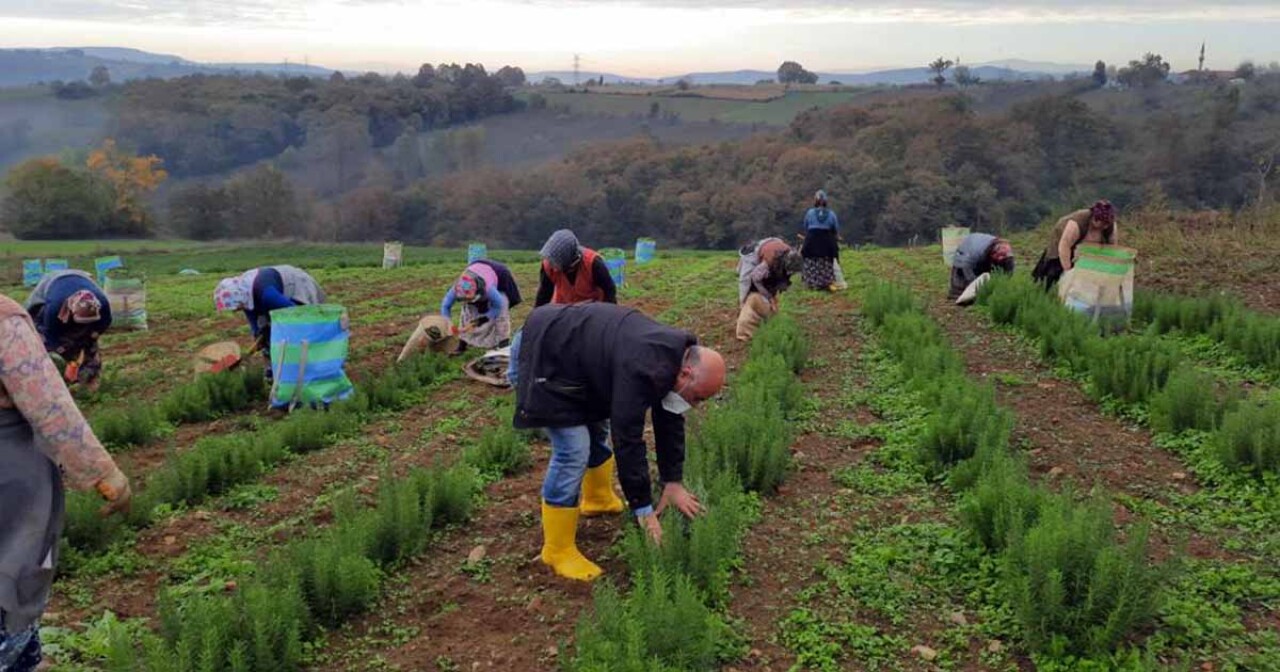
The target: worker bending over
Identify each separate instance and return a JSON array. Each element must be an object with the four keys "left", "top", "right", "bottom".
[
  {"left": 949, "top": 233, "right": 1014, "bottom": 303},
  {"left": 1032, "top": 200, "right": 1119, "bottom": 289},
  {"left": 213, "top": 265, "right": 325, "bottom": 378},
  {"left": 509, "top": 302, "right": 726, "bottom": 581},
  {"left": 441, "top": 258, "right": 522, "bottom": 351},
  {"left": 737, "top": 237, "right": 802, "bottom": 340},
  {"left": 534, "top": 229, "right": 617, "bottom": 306},
  {"left": 24, "top": 270, "right": 113, "bottom": 391}
]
